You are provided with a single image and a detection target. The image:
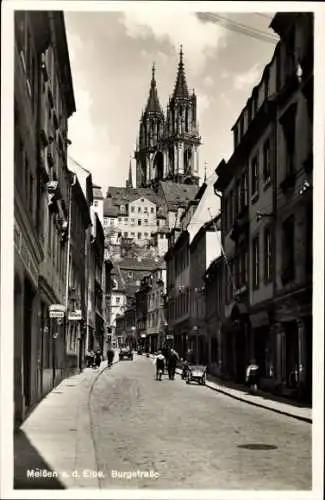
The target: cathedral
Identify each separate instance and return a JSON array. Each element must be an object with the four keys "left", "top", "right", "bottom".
[
  {"left": 104, "top": 46, "right": 202, "bottom": 261},
  {"left": 135, "top": 46, "right": 201, "bottom": 189}
]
